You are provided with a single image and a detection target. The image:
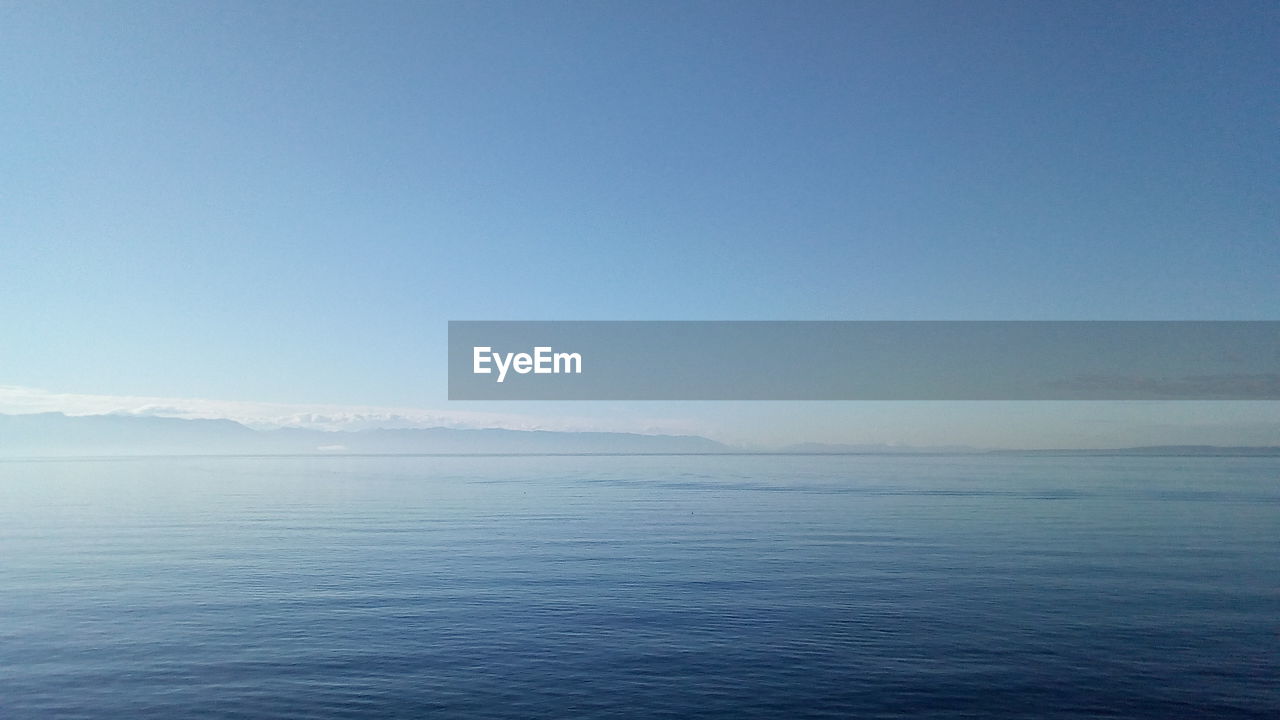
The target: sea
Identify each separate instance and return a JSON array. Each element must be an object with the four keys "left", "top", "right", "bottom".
[{"left": 1, "top": 454, "right": 1276, "bottom": 718}]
